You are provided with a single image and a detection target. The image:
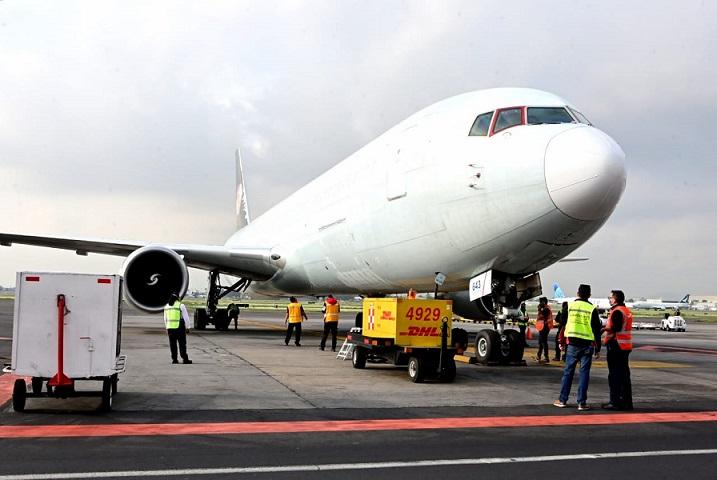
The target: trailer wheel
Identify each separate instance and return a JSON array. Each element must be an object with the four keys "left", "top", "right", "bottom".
[
  {"left": 439, "top": 358, "right": 457, "bottom": 383},
  {"left": 408, "top": 356, "right": 425, "bottom": 383},
  {"left": 194, "top": 308, "right": 208, "bottom": 330},
  {"left": 13, "top": 379, "right": 27, "bottom": 412},
  {"left": 352, "top": 346, "right": 366, "bottom": 369},
  {"left": 31, "top": 377, "right": 44, "bottom": 395},
  {"left": 101, "top": 379, "right": 113, "bottom": 412}
]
